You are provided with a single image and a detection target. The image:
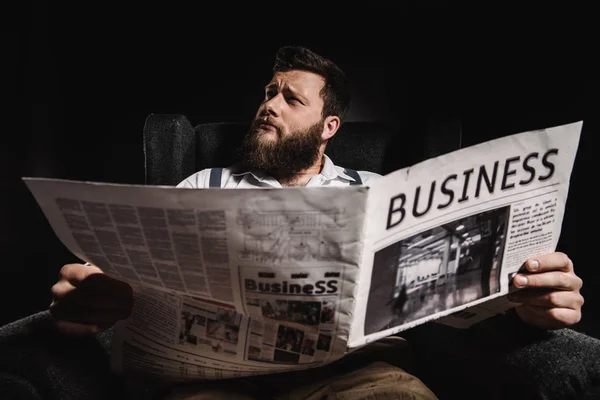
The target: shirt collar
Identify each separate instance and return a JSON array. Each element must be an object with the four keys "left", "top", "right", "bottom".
[
  {"left": 230, "top": 164, "right": 280, "bottom": 186},
  {"left": 319, "top": 154, "right": 338, "bottom": 180},
  {"left": 230, "top": 154, "right": 357, "bottom": 184},
  {"left": 322, "top": 154, "right": 358, "bottom": 182}
]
